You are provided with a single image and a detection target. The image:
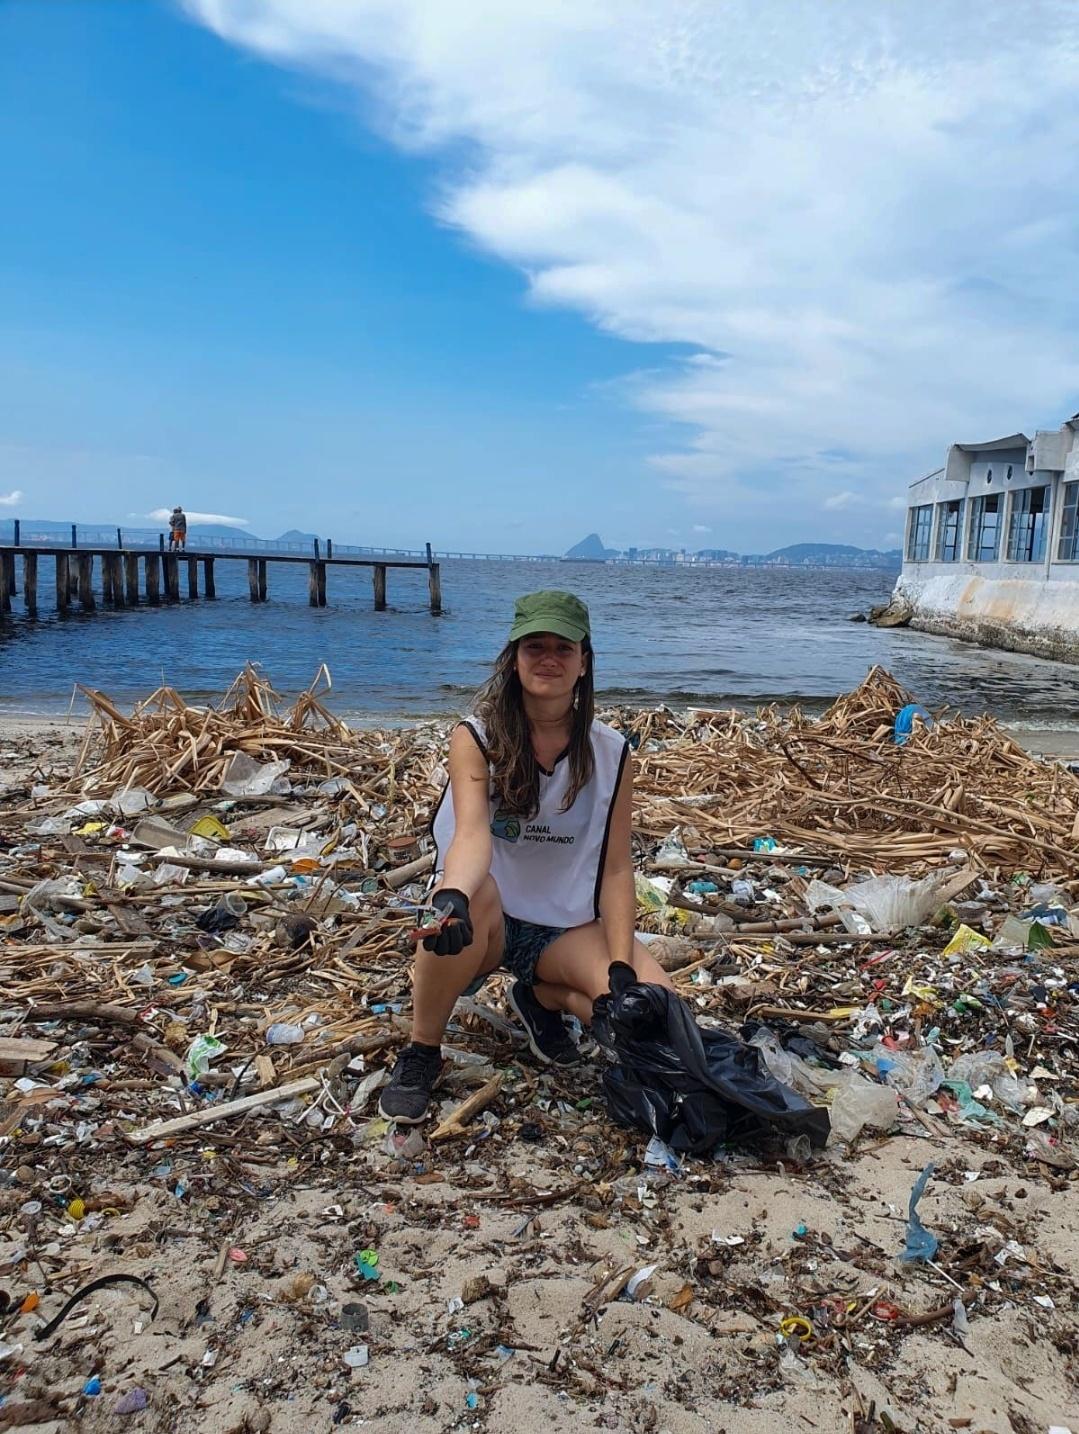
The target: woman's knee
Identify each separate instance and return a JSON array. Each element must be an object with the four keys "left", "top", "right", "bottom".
[{"left": 630, "top": 941, "right": 675, "bottom": 989}]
